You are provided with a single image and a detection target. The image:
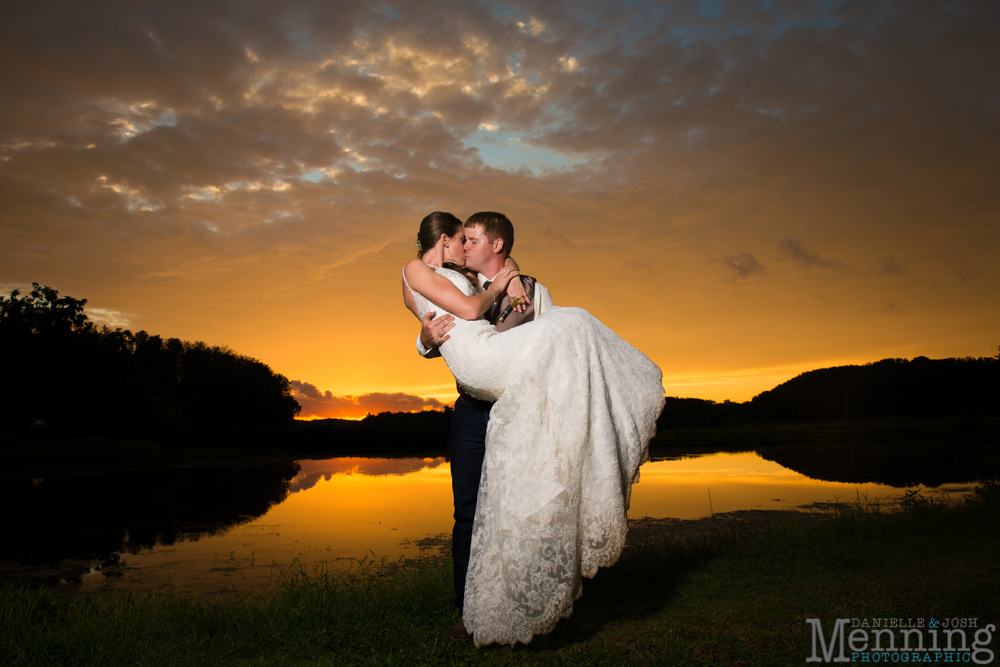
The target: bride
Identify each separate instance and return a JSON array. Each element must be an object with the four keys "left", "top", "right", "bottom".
[{"left": 402, "top": 212, "right": 665, "bottom": 646}]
